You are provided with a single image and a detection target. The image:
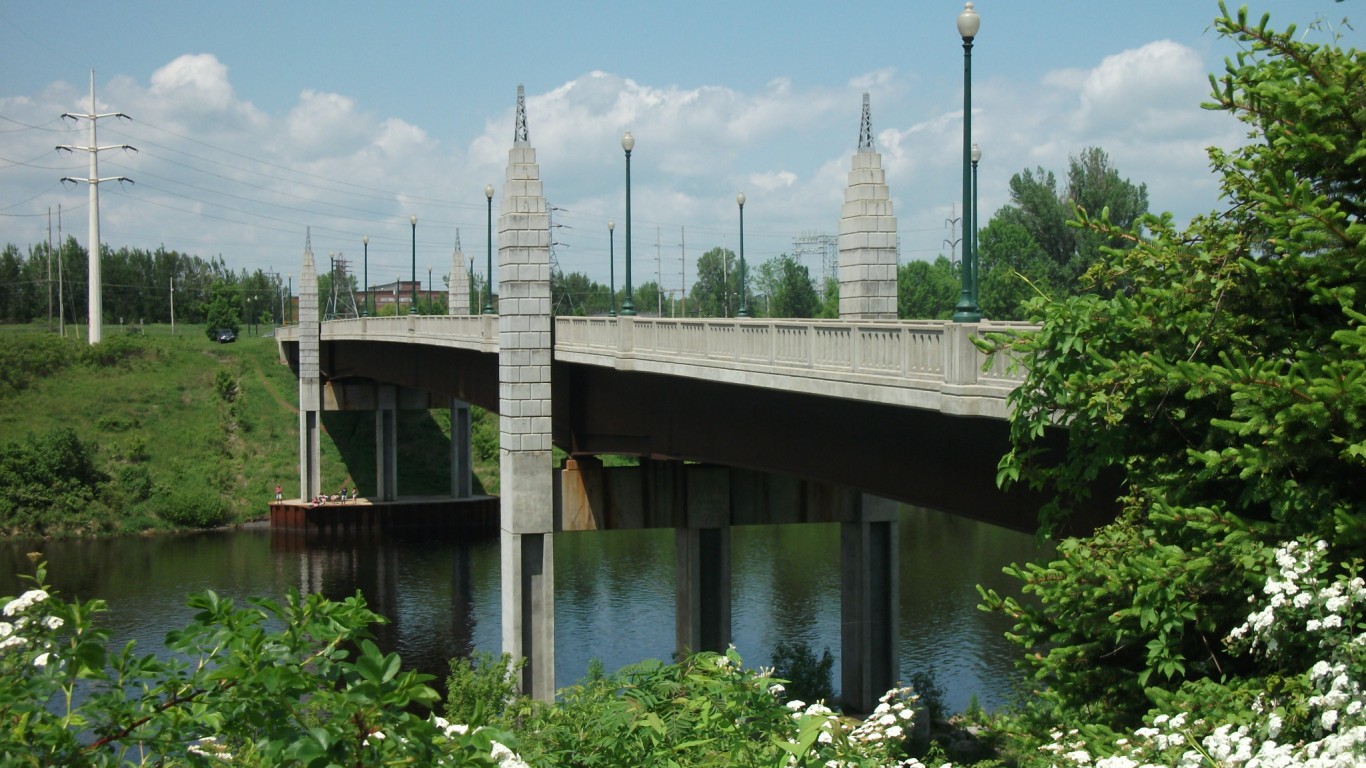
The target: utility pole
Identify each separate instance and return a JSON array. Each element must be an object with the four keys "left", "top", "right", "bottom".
[
  {"left": 679, "top": 227, "right": 686, "bottom": 318},
  {"left": 656, "top": 226, "right": 662, "bottom": 316},
  {"left": 944, "top": 203, "right": 962, "bottom": 270},
  {"left": 170, "top": 277, "right": 175, "bottom": 336},
  {"left": 57, "top": 70, "right": 134, "bottom": 345},
  {"left": 46, "top": 208, "right": 53, "bottom": 332},
  {"left": 57, "top": 205, "right": 65, "bottom": 338}
]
